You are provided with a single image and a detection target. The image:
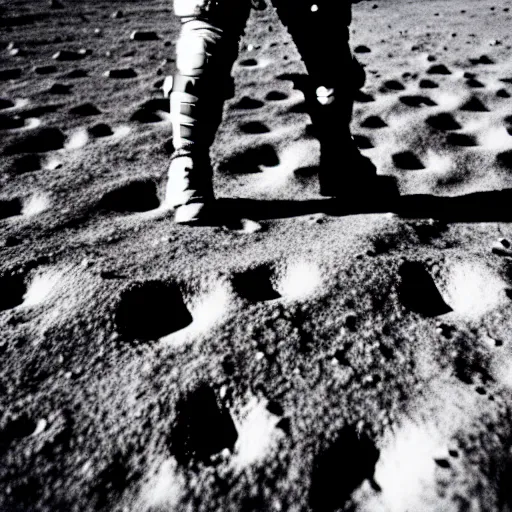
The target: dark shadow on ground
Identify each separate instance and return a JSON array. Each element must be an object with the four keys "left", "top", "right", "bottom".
[{"left": 213, "top": 181, "right": 512, "bottom": 225}]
